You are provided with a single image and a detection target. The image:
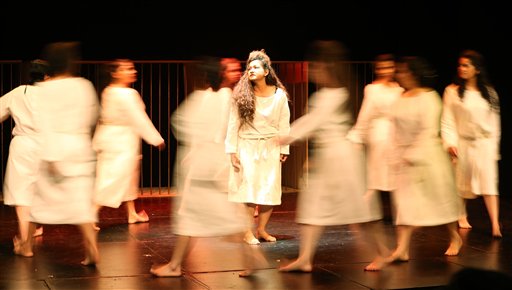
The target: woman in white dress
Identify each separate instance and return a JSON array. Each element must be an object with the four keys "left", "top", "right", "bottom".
[
  {"left": 225, "top": 50, "right": 291, "bottom": 245},
  {"left": 1, "top": 60, "right": 47, "bottom": 248},
  {"left": 441, "top": 50, "right": 501, "bottom": 237},
  {"left": 151, "top": 56, "right": 258, "bottom": 277},
  {"left": 93, "top": 59, "right": 165, "bottom": 226},
  {"left": 348, "top": 54, "right": 403, "bottom": 198},
  {"left": 278, "top": 40, "right": 386, "bottom": 272},
  {"left": 16, "top": 42, "right": 100, "bottom": 265},
  {"left": 386, "top": 56, "right": 463, "bottom": 265}
]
